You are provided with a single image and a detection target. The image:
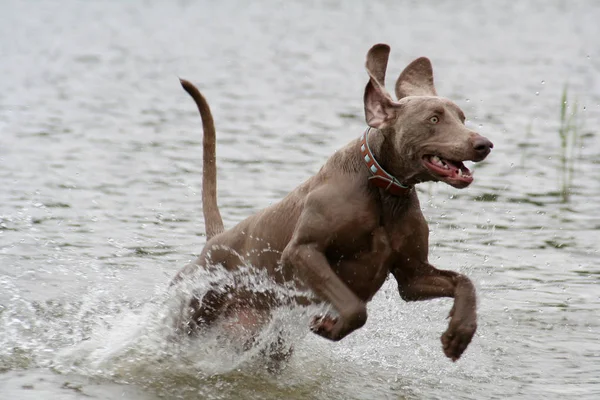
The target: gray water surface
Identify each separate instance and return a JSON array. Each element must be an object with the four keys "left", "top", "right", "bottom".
[{"left": 1, "top": 1, "right": 599, "bottom": 399}]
